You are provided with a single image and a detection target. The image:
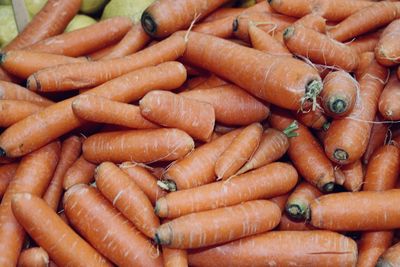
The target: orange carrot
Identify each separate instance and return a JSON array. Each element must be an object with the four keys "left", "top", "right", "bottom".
[
  {"left": 379, "top": 72, "right": 400, "bottom": 120},
  {"left": 156, "top": 162, "right": 298, "bottom": 218},
  {"left": 278, "top": 213, "right": 316, "bottom": 231},
  {"left": 293, "top": 106, "right": 328, "bottom": 130},
  {"left": 341, "top": 159, "right": 364, "bottom": 192},
  {"left": 317, "top": 0, "right": 373, "bottom": 22},
  {"left": 362, "top": 115, "right": 388, "bottom": 165},
  {"left": 356, "top": 51, "right": 375, "bottom": 80},
  {"left": 0, "top": 68, "right": 13, "bottom": 82},
  {"left": 269, "top": 193, "right": 290, "bottom": 212},
  {"left": 17, "top": 247, "right": 49, "bottom": 267},
  {"left": 0, "top": 100, "right": 44, "bottom": 127},
  {"left": 87, "top": 44, "right": 118, "bottom": 60},
  {"left": 293, "top": 13, "right": 326, "bottom": 33},
  {"left": 203, "top": 7, "right": 246, "bottom": 22},
  {"left": 163, "top": 246, "right": 188, "bottom": 267},
  {"left": 348, "top": 31, "right": 381, "bottom": 54},
  {"left": 377, "top": 241, "right": 400, "bottom": 267},
  {"left": 0, "top": 142, "right": 60, "bottom": 266},
  {"left": 191, "top": 74, "right": 227, "bottom": 90},
  {"left": 192, "top": 15, "right": 237, "bottom": 38},
  {"left": 358, "top": 232, "right": 394, "bottom": 267},
  {"left": 155, "top": 200, "right": 281, "bottom": 249},
  {"left": 72, "top": 95, "right": 159, "bottom": 129},
  {"left": 0, "top": 163, "right": 18, "bottom": 198},
  {"left": 140, "top": 90, "right": 215, "bottom": 141},
  {"left": 62, "top": 155, "right": 96, "bottom": 190},
  {"left": 248, "top": 23, "right": 292, "bottom": 56},
  {"left": 268, "top": 0, "right": 317, "bottom": 18},
  {"left": 11, "top": 192, "right": 112, "bottom": 266},
  {"left": 375, "top": 19, "right": 400, "bottom": 66},
  {"left": 0, "top": 81, "right": 53, "bottom": 106},
  {"left": 3, "top": 0, "right": 81, "bottom": 51}
]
